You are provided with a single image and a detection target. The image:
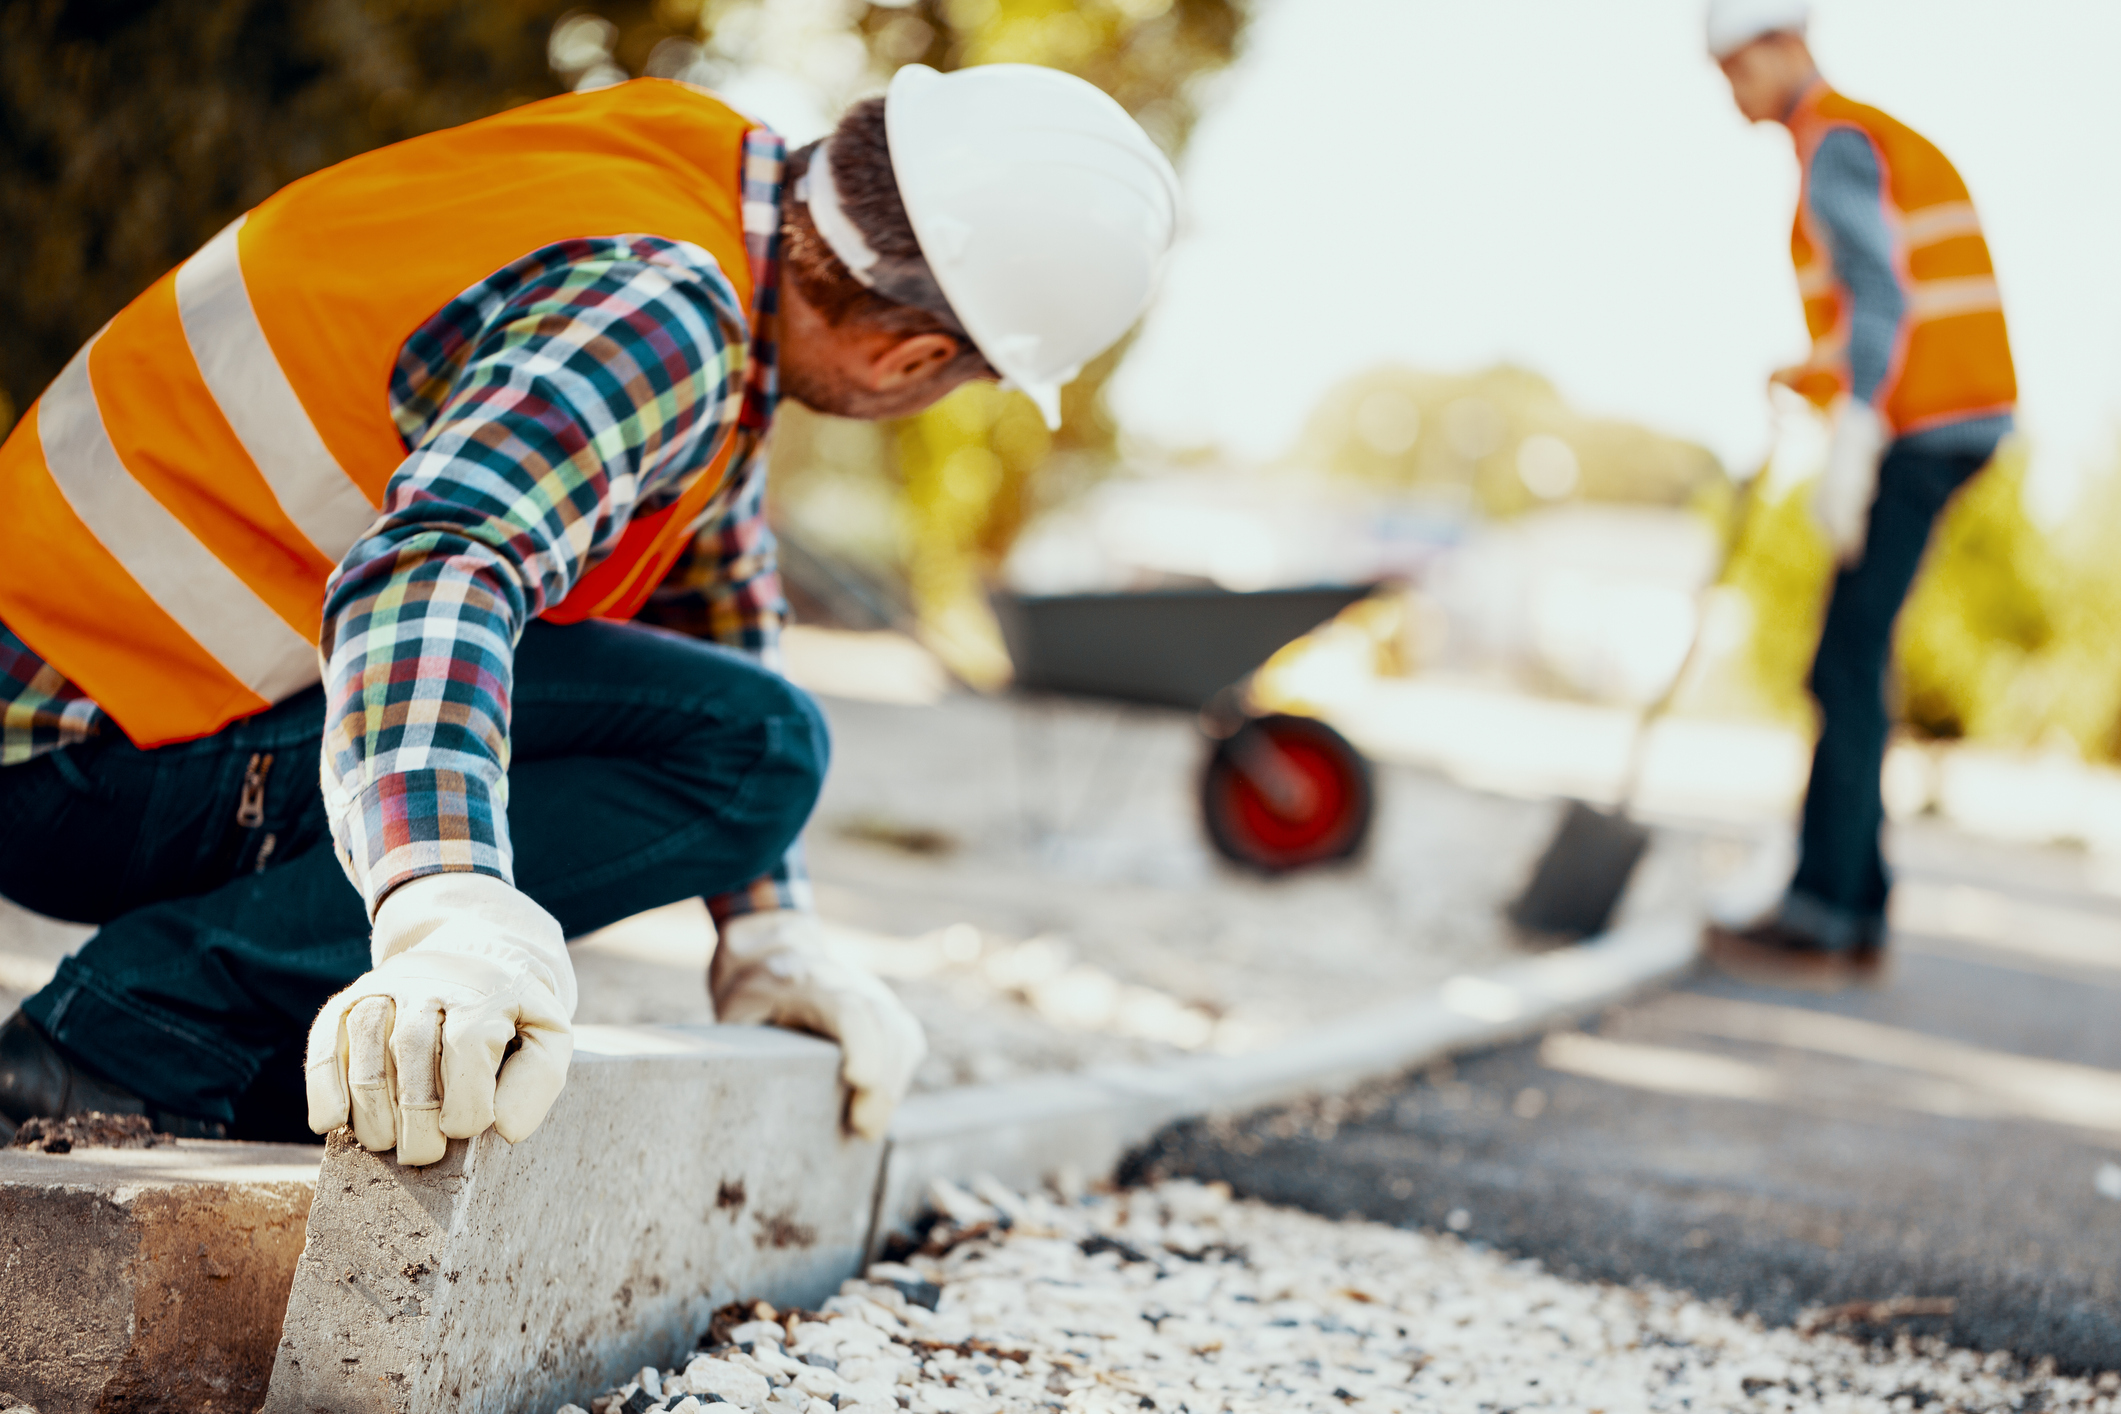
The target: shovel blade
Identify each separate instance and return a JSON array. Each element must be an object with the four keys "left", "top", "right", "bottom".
[{"left": 1508, "top": 799, "right": 1651, "bottom": 939}]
